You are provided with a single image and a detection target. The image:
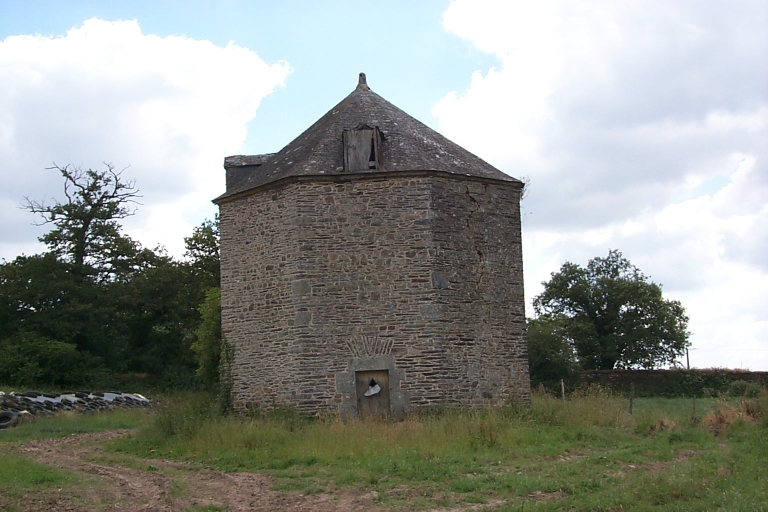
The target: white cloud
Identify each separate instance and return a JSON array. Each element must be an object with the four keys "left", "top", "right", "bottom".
[
  {"left": 438, "top": 0, "right": 768, "bottom": 369},
  {"left": 0, "top": 18, "right": 290, "bottom": 259}
]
